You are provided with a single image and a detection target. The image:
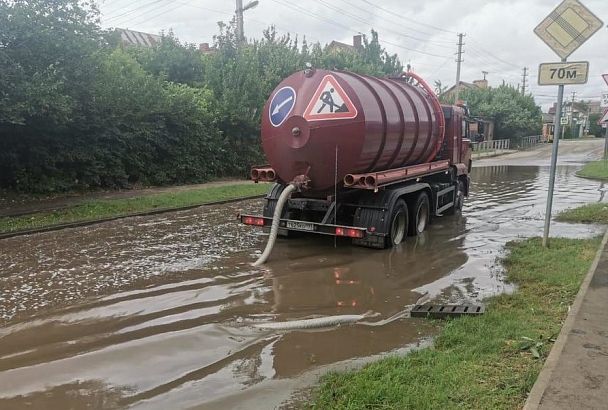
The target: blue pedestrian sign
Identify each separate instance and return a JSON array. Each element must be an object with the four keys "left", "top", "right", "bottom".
[{"left": 269, "top": 86, "right": 296, "bottom": 127}]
